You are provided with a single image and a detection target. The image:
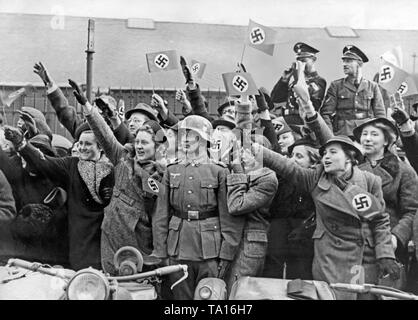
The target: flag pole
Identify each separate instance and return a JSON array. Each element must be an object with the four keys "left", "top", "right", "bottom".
[
  {"left": 240, "top": 44, "right": 247, "bottom": 65},
  {"left": 148, "top": 73, "right": 156, "bottom": 95}
]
